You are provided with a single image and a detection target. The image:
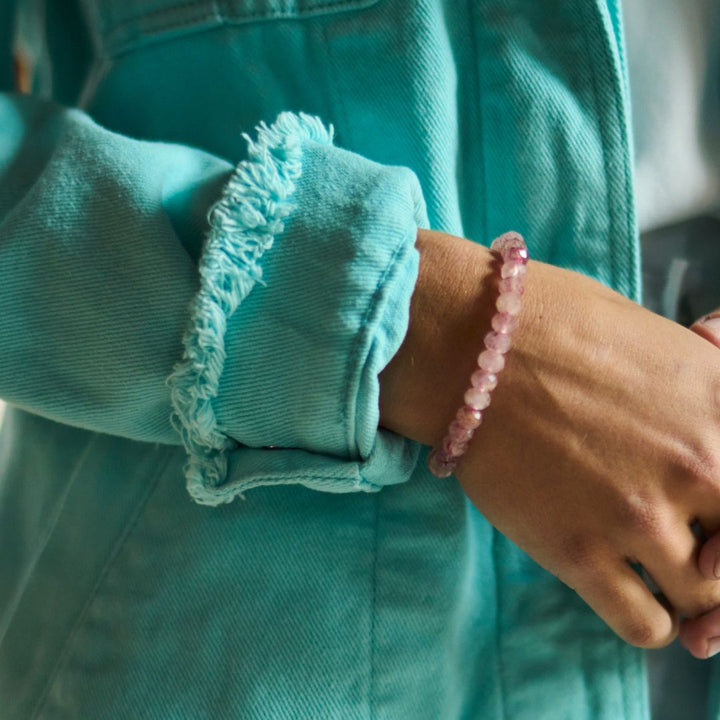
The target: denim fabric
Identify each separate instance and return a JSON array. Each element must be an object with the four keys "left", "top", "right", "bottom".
[{"left": 0, "top": 0, "right": 649, "bottom": 717}]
